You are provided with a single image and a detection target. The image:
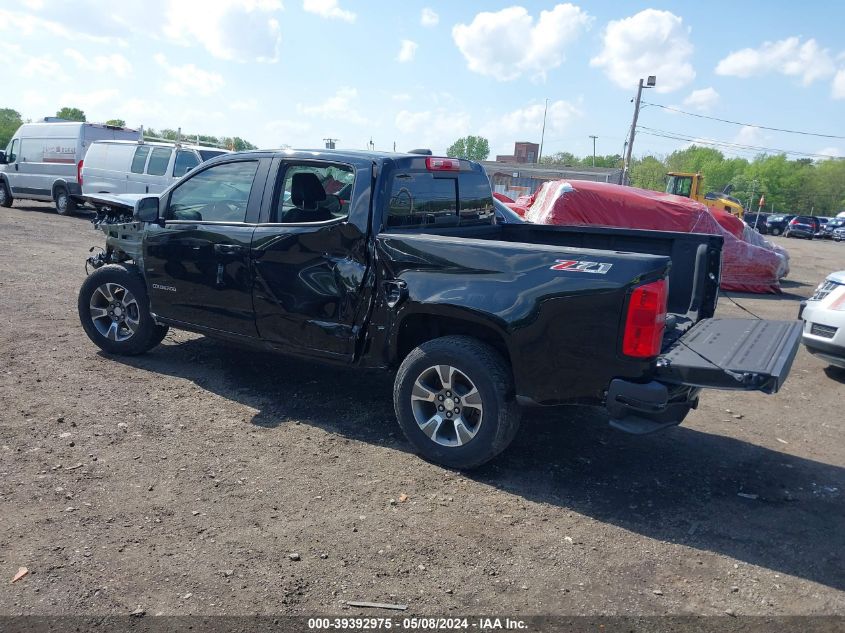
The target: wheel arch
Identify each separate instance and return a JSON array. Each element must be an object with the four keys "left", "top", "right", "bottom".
[
  {"left": 393, "top": 308, "right": 512, "bottom": 371},
  {"left": 51, "top": 178, "right": 72, "bottom": 199}
]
